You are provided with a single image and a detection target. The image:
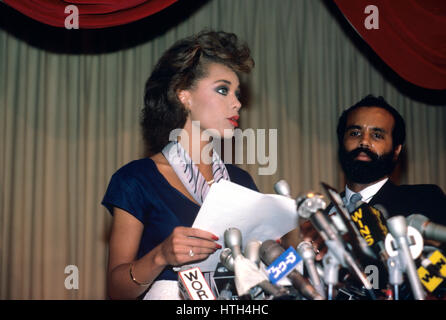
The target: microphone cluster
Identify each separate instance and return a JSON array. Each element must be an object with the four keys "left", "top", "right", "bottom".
[
  {"left": 178, "top": 180, "right": 446, "bottom": 300},
  {"left": 292, "top": 180, "right": 446, "bottom": 300}
]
